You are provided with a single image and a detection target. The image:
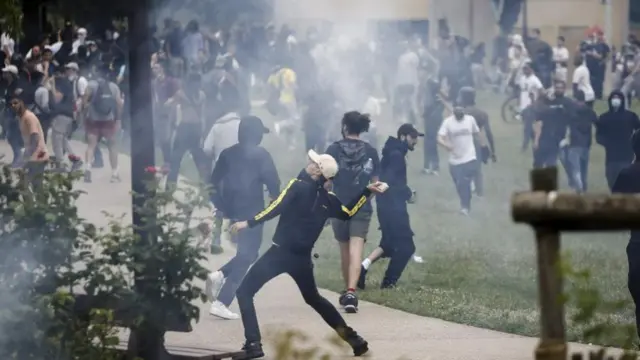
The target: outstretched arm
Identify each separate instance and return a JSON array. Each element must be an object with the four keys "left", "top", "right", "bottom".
[
  {"left": 327, "top": 187, "right": 373, "bottom": 221},
  {"left": 247, "top": 178, "right": 299, "bottom": 227}
]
